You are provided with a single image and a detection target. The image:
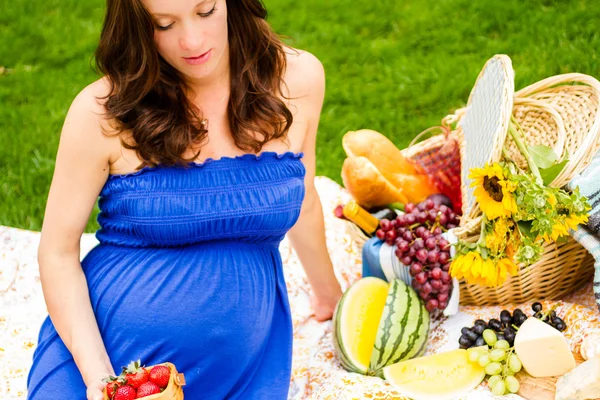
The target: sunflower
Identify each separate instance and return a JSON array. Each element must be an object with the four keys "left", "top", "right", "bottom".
[
  {"left": 563, "top": 213, "right": 589, "bottom": 230},
  {"left": 496, "top": 257, "right": 518, "bottom": 285},
  {"left": 450, "top": 251, "right": 506, "bottom": 287},
  {"left": 469, "top": 163, "right": 518, "bottom": 220},
  {"left": 542, "top": 220, "right": 569, "bottom": 242}
]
